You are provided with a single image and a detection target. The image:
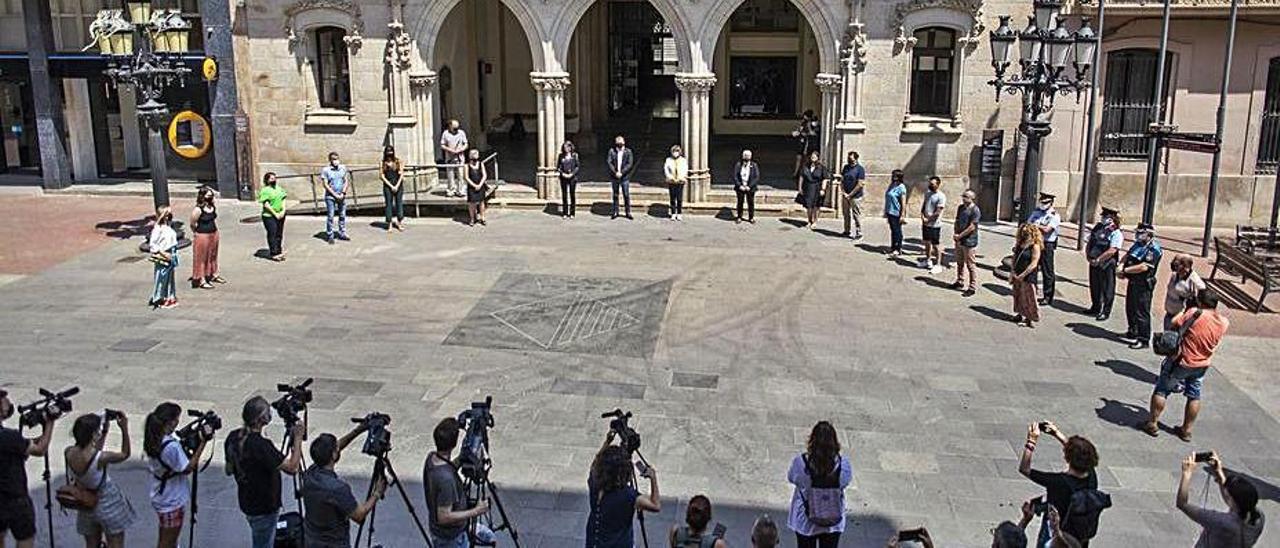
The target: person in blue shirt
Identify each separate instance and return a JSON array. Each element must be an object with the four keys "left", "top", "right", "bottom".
[
  {"left": 884, "top": 170, "right": 908, "bottom": 256},
  {"left": 1026, "top": 192, "right": 1062, "bottom": 306},
  {"left": 1120, "top": 223, "right": 1163, "bottom": 349},
  {"left": 1085, "top": 207, "right": 1125, "bottom": 321},
  {"left": 839, "top": 151, "right": 866, "bottom": 239},
  {"left": 320, "top": 152, "right": 352, "bottom": 244}
]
